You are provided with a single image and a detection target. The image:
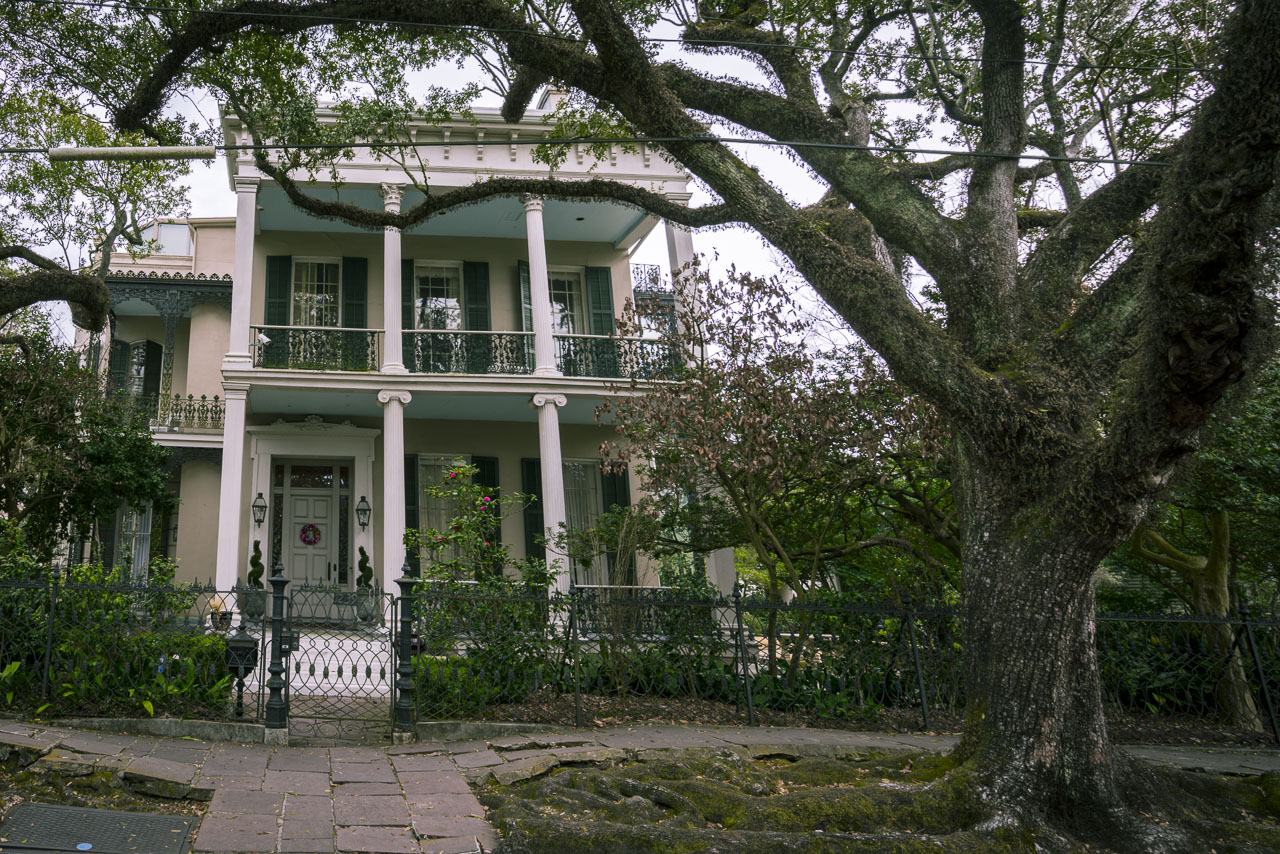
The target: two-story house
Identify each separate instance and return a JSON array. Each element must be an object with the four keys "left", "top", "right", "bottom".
[{"left": 84, "top": 100, "right": 732, "bottom": 596}]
